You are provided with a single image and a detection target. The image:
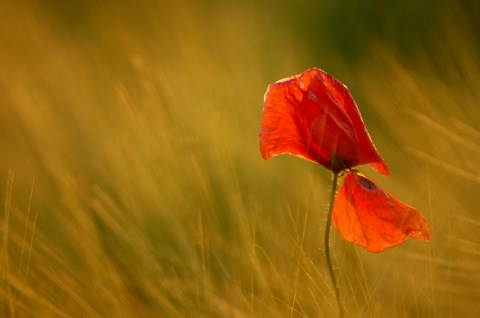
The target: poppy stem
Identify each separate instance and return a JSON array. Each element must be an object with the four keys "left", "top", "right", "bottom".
[{"left": 325, "top": 171, "right": 344, "bottom": 317}]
